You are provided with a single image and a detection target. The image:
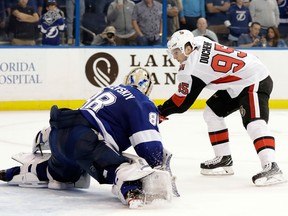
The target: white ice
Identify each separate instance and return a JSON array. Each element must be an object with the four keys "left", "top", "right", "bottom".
[{"left": 0, "top": 110, "right": 288, "bottom": 216}]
